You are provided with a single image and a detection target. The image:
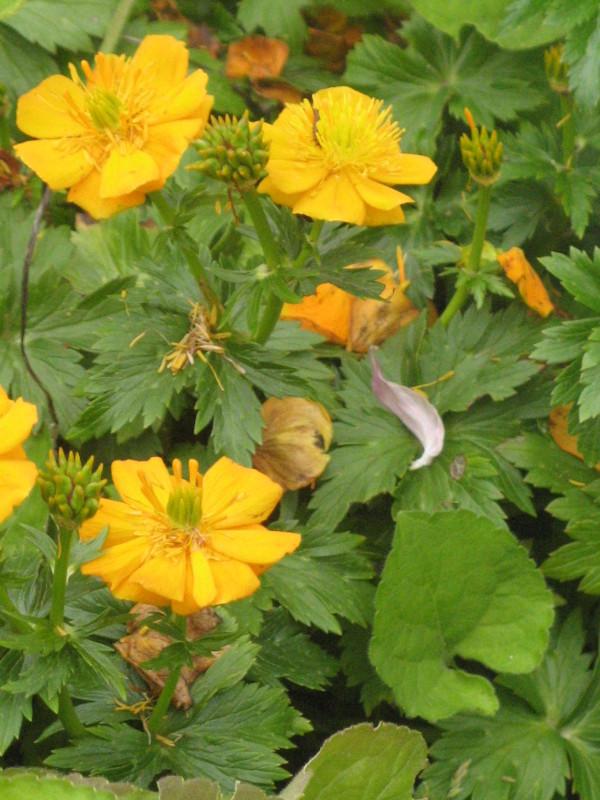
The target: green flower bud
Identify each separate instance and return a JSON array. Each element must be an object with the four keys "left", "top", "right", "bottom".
[
  {"left": 189, "top": 112, "right": 269, "bottom": 190},
  {"left": 38, "top": 449, "right": 106, "bottom": 529},
  {"left": 544, "top": 43, "right": 569, "bottom": 94},
  {"left": 460, "top": 108, "right": 502, "bottom": 186}
]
